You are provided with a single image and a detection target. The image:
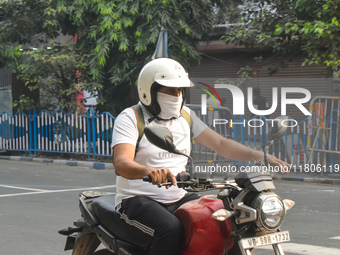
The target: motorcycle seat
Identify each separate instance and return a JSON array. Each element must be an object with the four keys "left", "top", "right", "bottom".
[{"left": 91, "top": 195, "right": 149, "bottom": 248}]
